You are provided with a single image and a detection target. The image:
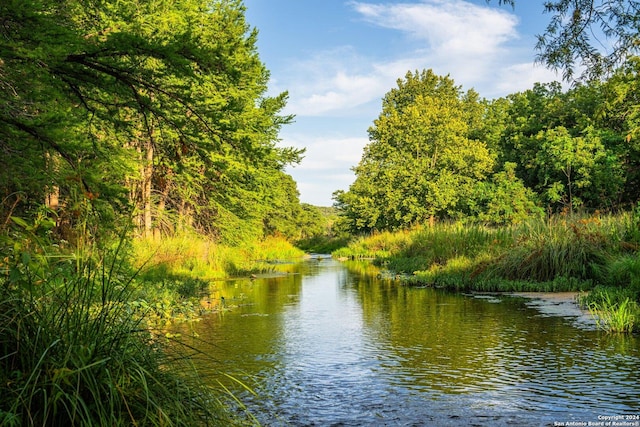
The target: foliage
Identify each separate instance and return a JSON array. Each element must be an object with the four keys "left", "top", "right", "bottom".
[
  {"left": 535, "top": 0, "right": 640, "bottom": 81},
  {"left": 0, "top": 0, "right": 306, "bottom": 244},
  {"left": 498, "top": 82, "right": 629, "bottom": 212},
  {"left": 335, "top": 67, "right": 640, "bottom": 232},
  {"left": 472, "top": 162, "right": 544, "bottom": 225},
  {"left": 492, "top": 0, "right": 640, "bottom": 81},
  {"left": 0, "top": 233, "right": 239, "bottom": 426},
  {"left": 335, "top": 70, "right": 494, "bottom": 233}
]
